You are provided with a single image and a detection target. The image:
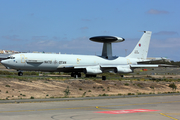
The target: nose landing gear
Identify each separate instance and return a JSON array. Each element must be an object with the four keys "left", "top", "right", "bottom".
[{"left": 18, "top": 71, "right": 23, "bottom": 76}]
